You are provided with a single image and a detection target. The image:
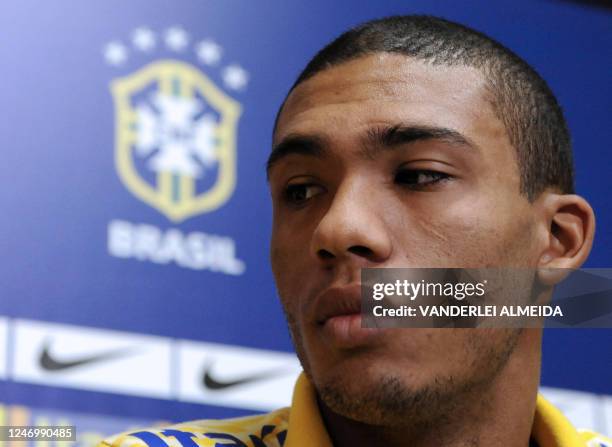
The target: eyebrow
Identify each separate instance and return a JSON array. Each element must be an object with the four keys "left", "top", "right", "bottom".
[
  {"left": 266, "top": 135, "right": 326, "bottom": 178},
  {"left": 364, "top": 124, "right": 475, "bottom": 154},
  {"left": 266, "top": 124, "right": 476, "bottom": 178}
]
